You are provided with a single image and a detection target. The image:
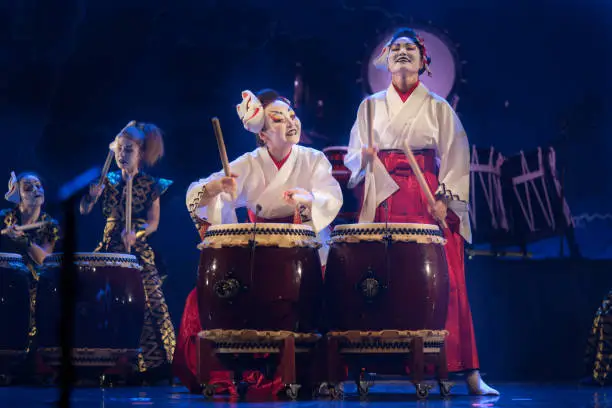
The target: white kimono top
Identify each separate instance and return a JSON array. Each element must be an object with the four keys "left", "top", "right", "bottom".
[
  {"left": 186, "top": 144, "right": 343, "bottom": 263},
  {"left": 344, "top": 82, "right": 472, "bottom": 242}
]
